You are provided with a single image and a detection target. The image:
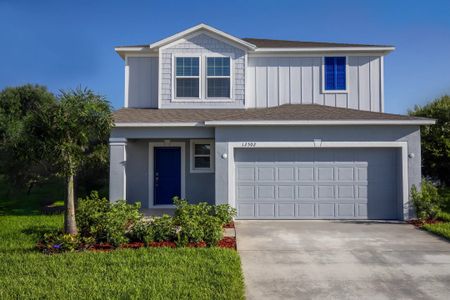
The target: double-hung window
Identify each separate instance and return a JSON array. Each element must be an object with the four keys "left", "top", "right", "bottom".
[
  {"left": 324, "top": 57, "right": 347, "bottom": 91},
  {"left": 175, "top": 57, "right": 200, "bottom": 98},
  {"left": 206, "top": 57, "right": 231, "bottom": 98},
  {"left": 190, "top": 140, "right": 214, "bottom": 173}
]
